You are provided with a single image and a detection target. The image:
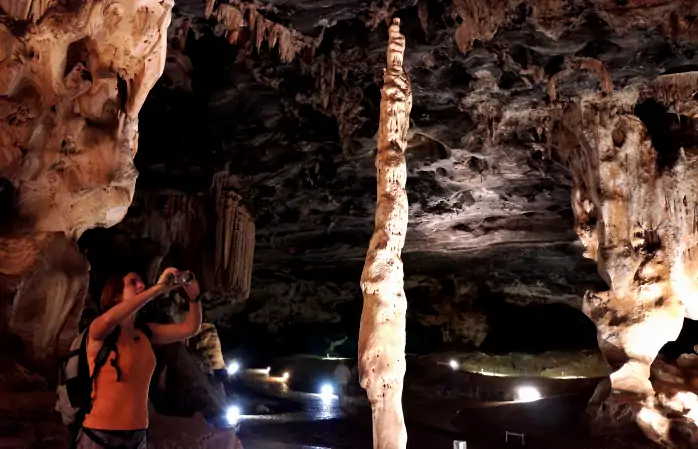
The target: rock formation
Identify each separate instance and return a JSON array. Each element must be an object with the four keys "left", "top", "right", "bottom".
[
  {"left": 4, "top": 0, "right": 698, "bottom": 446},
  {"left": 113, "top": 181, "right": 255, "bottom": 303},
  {"left": 557, "top": 81, "right": 698, "bottom": 446},
  {"left": 0, "top": 0, "right": 172, "bottom": 365},
  {"left": 358, "top": 18, "right": 412, "bottom": 449}
]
